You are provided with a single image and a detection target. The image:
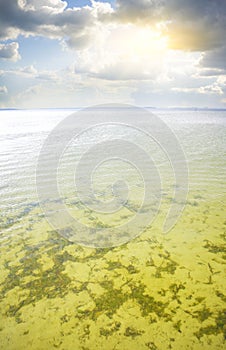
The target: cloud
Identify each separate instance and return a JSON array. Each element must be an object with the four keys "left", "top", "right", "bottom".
[
  {"left": 36, "top": 71, "right": 59, "bottom": 81},
  {"left": 199, "top": 46, "right": 226, "bottom": 71},
  {"left": 20, "top": 65, "right": 38, "bottom": 75},
  {"left": 172, "top": 84, "right": 224, "bottom": 96},
  {"left": 0, "top": 85, "right": 8, "bottom": 94},
  {"left": 115, "top": 0, "right": 226, "bottom": 51},
  {"left": 131, "top": 79, "right": 225, "bottom": 107},
  {"left": 0, "top": 65, "right": 59, "bottom": 83},
  {"left": 164, "top": 0, "right": 226, "bottom": 51},
  {"left": 74, "top": 48, "right": 164, "bottom": 81},
  {"left": 72, "top": 22, "right": 169, "bottom": 81},
  {"left": 0, "top": 0, "right": 113, "bottom": 49},
  {"left": 197, "top": 46, "right": 226, "bottom": 79},
  {"left": 0, "top": 0, "right": 225, "bottom": 53},
  {"left": 196, "top": 68, "right": 225, "bottom": 77},
  {"left": 198, "top": 84, "right": 224, "bottom": 95},
  {"left": 0, "top": 42, "right": 20, "bottom": 61},
  {"left": 115, "top": 0, "right": 164, "bottom": 23},
  {"left": 0, "top": 0, "right": 226, "bottom": 108},
  {"left": 18, "top": 0, "right": 67, "bottom": 13}
]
